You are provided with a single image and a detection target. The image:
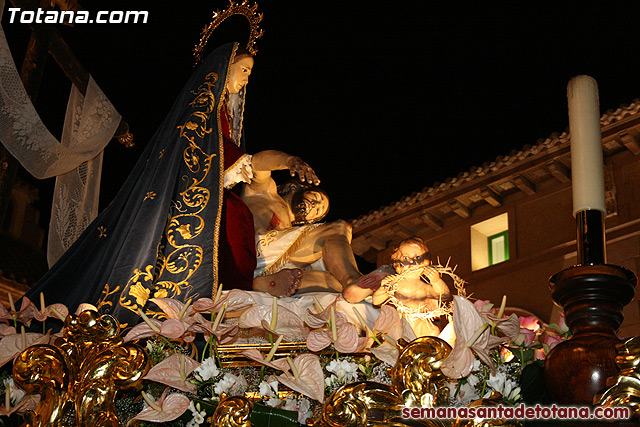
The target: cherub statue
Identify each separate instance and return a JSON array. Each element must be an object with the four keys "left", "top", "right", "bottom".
[{"left": 372, "top": 237, "right": 451, "bottom": 337}]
